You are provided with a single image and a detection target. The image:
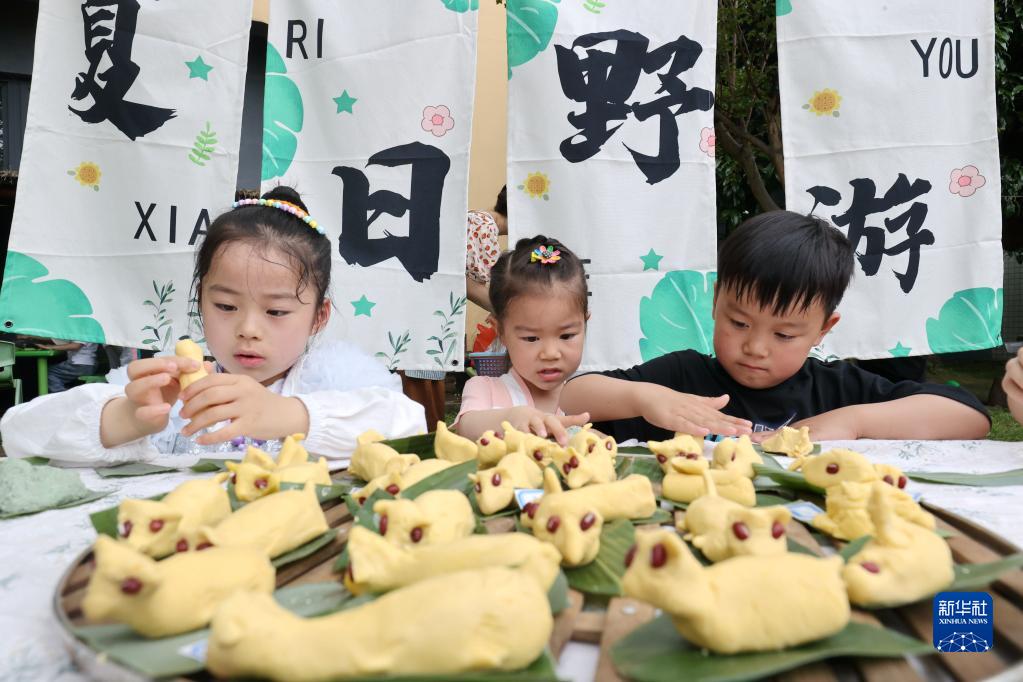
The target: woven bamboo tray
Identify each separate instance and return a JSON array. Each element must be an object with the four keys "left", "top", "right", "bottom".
[{"left": 55, "top": 479, "right": 1023, "bottom": 682}]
